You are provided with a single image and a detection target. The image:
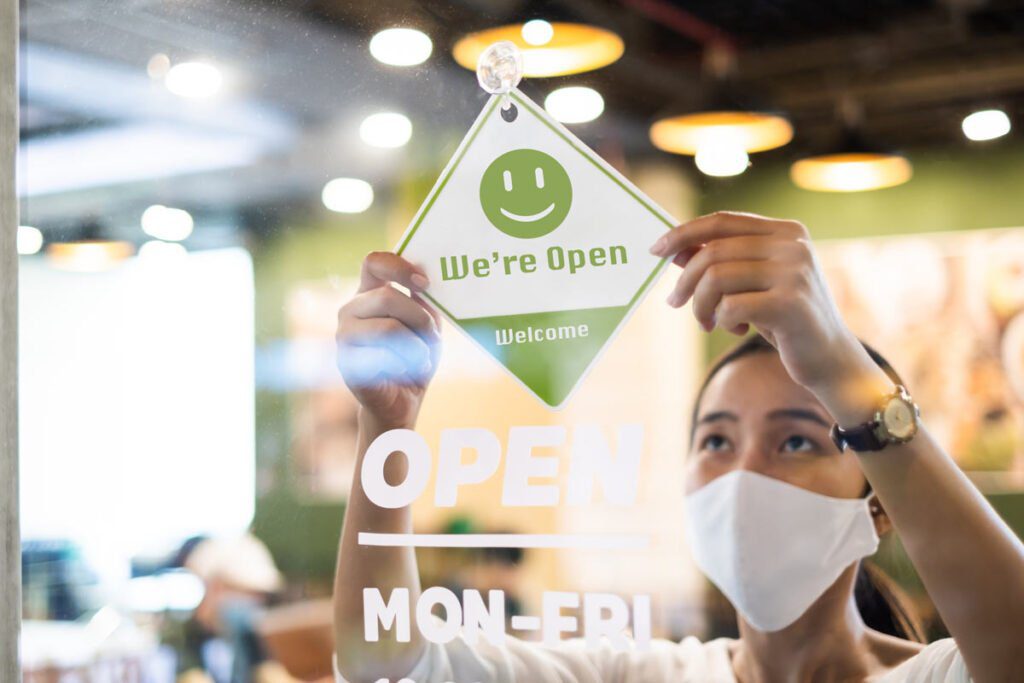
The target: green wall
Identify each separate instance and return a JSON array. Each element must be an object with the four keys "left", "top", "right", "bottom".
[{"left": 699, "top": 140, "right": 1024, "bottom": 239}]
